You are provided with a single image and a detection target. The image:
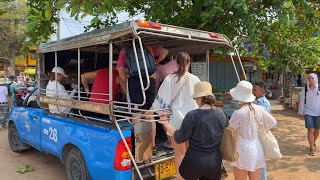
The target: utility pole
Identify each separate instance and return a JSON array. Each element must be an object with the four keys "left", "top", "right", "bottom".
[{"left": 57, "top": 11, "right": 61, "bottom": 40}]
